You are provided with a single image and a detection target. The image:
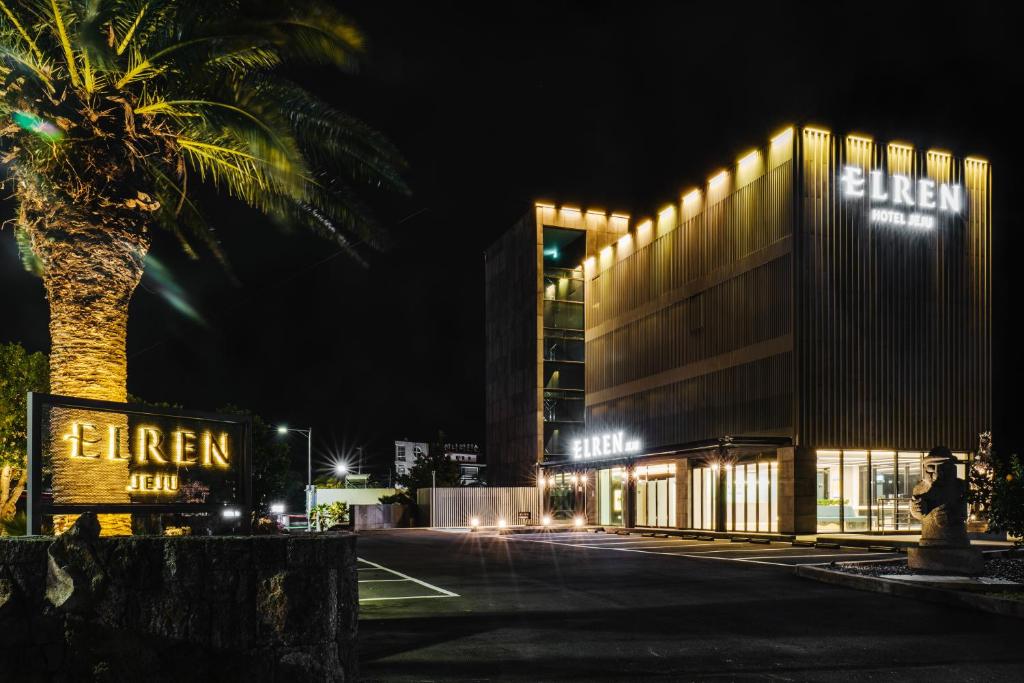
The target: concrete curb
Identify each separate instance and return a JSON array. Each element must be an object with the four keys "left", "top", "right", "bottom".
[{"left": 795, "top": 565, "right": 1024, "bottom": 619}]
